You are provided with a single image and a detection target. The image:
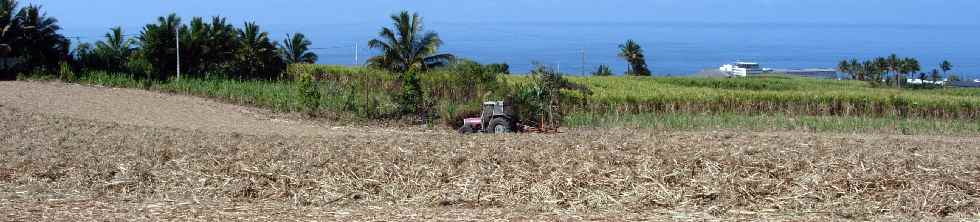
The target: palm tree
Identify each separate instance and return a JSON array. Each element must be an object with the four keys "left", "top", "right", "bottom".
[
  {"left": 0, "top": 0, "right": 20, "bottom": 59},
  {"left": 886, "top": 54, "right": 902, "bottom": 88},
  {"left": 837, "top": 59, "right": 852, "bottom": 79},
  {"left": 94, "top": 27, "right": 133, "bottom": 72},
  {"left": 235, "top": 21, "right": 282, "bottom": 79},
  {"left": 368, "top": 11, "right": 454, "bottom": 73},
  {"left": 873, "top": 58, "right": 889, "bottom": 84},
  {"left": 848, "top": 59, "right": 862, "bottom": 80},
  {"left": 137, "top": 13, "right": 181, "bottom": 80},
  {"left": 940, "top": 60, "right": 952, "bottom": 79},
  {"left": 618, "top": 39, "right": 650, "bottom": 76},
  {"left": 902, "top": 57, "right": 920, "bottom": 83},
  {"left": 849, "top": 61, "right": 863, "bottom": 81},
  {"left": 179, "top": 17, "right": 211, "bottom": 76},
  {"left": 279, "top": 33, "right": 317, "bottom": 64},
  {"left": 14, "top": 4, "right": 68, "bottom": 70},
  {"left": 202, "top": 16, "right": 238, "bottom": 74}
]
